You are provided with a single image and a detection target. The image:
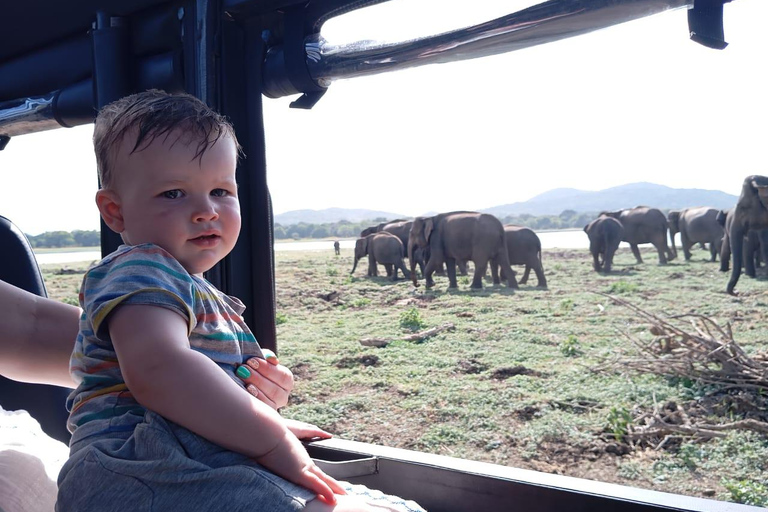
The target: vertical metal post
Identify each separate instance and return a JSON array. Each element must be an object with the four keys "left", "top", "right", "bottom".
[
  {"left": 91, "top": 11, "right": 132, "bottom": 257},
  {"left": 202, "top": 9, "right": 277, "bottom": 352}
]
